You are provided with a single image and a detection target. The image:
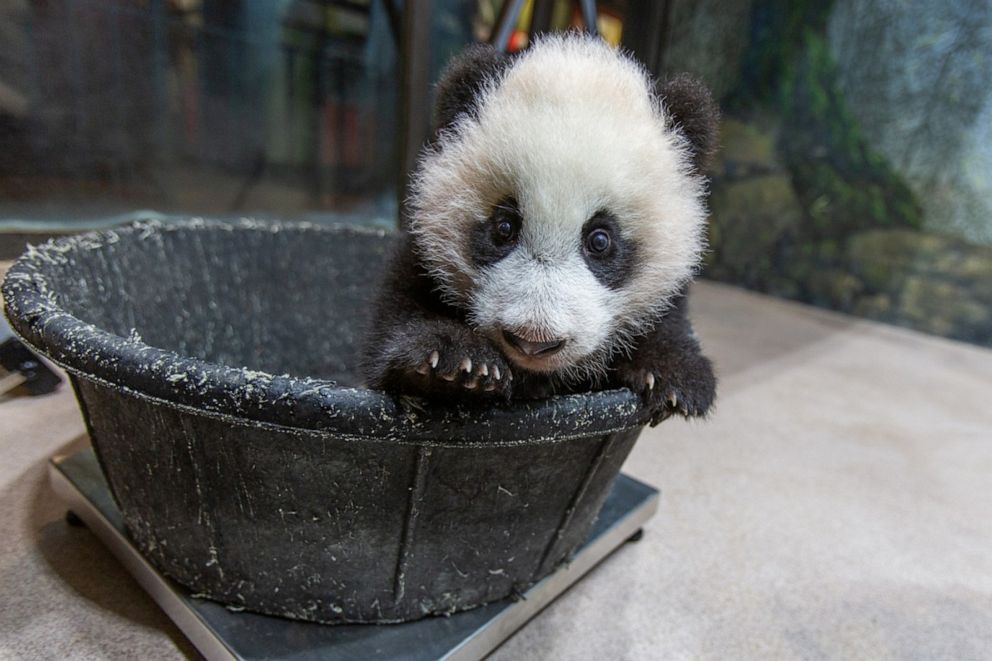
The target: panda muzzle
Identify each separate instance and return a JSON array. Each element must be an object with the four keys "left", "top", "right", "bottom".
[{"left": 502, "top": 330, "right": 567, "bottom": 357}]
